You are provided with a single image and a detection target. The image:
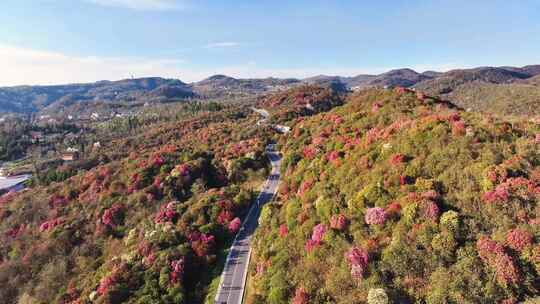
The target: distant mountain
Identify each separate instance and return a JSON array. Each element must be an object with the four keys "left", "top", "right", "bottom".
[
  {"left": 192, "top": 75, "right": 300, "bottom": 98},
  {"left": 303, "top": 69, "right": 433, "bottom": 90},
  {"left": 413, "top": 66, "right": 533, "bottom": 95},
  {"left": 2, "top": 64, "right": 540, "bottom": 116},
  {"left": 412, "top": 65, "right": 540, "bottom": 116},
  {"left": 0, "top": 77, "right": 194, "bottom": 115}
]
